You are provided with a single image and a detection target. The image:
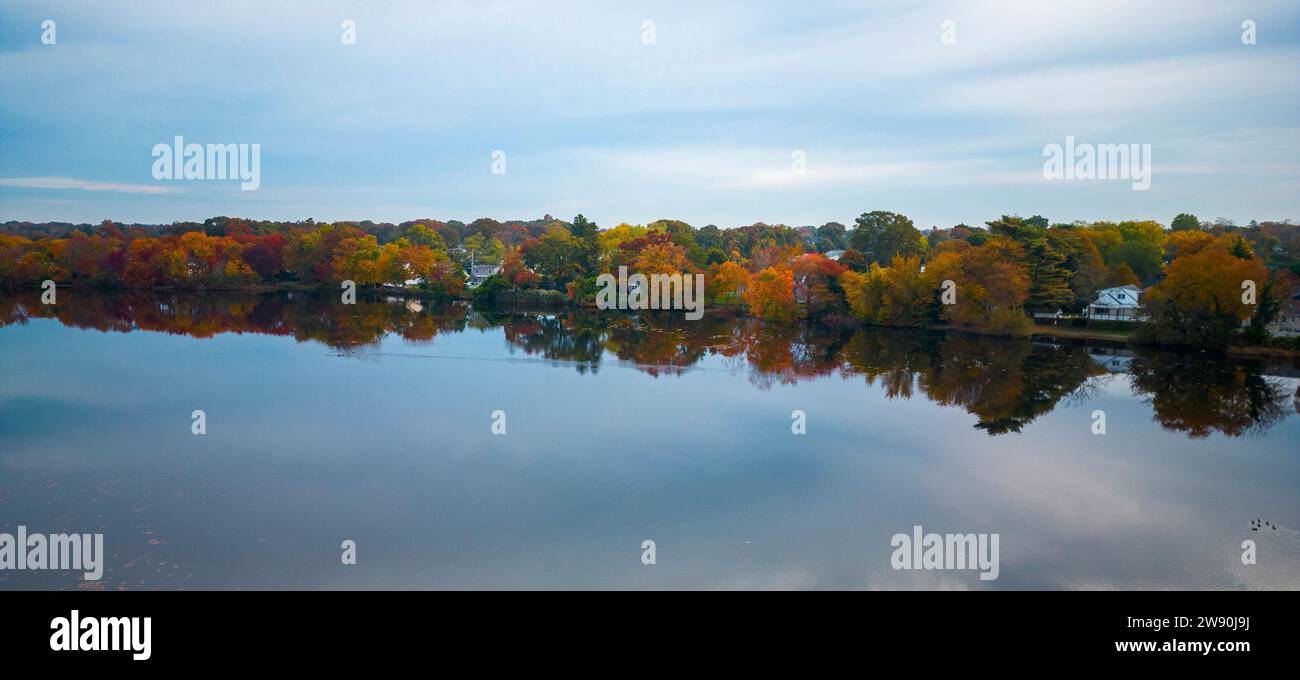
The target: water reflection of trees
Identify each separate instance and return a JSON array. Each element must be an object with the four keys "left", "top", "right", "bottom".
[
  {"left": 0, "top": 290, "right": 466, "bottom": 348},
  {"left": 1128, "top": 353, "right": 1292, "bottom": 438},
  {"left": 479, "top": 310, "right": 607, "bottom": 373},
  {"left": 3, "top": 290, "right": 1294, "bottom": 438},
  {"left": 840, "top": 332, "right": 1112, "bottom": 434}
]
